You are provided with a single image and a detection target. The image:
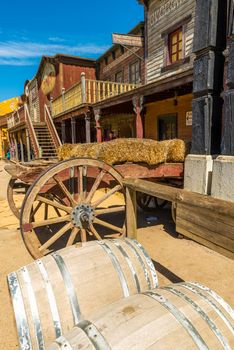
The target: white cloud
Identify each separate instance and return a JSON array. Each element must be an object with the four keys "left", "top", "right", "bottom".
[
  {"left": 0, "top": 40, "right": 108, "bottom": 65},
  {"left": 48, "top": 37, "right": 66, "bottom": 42}
]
